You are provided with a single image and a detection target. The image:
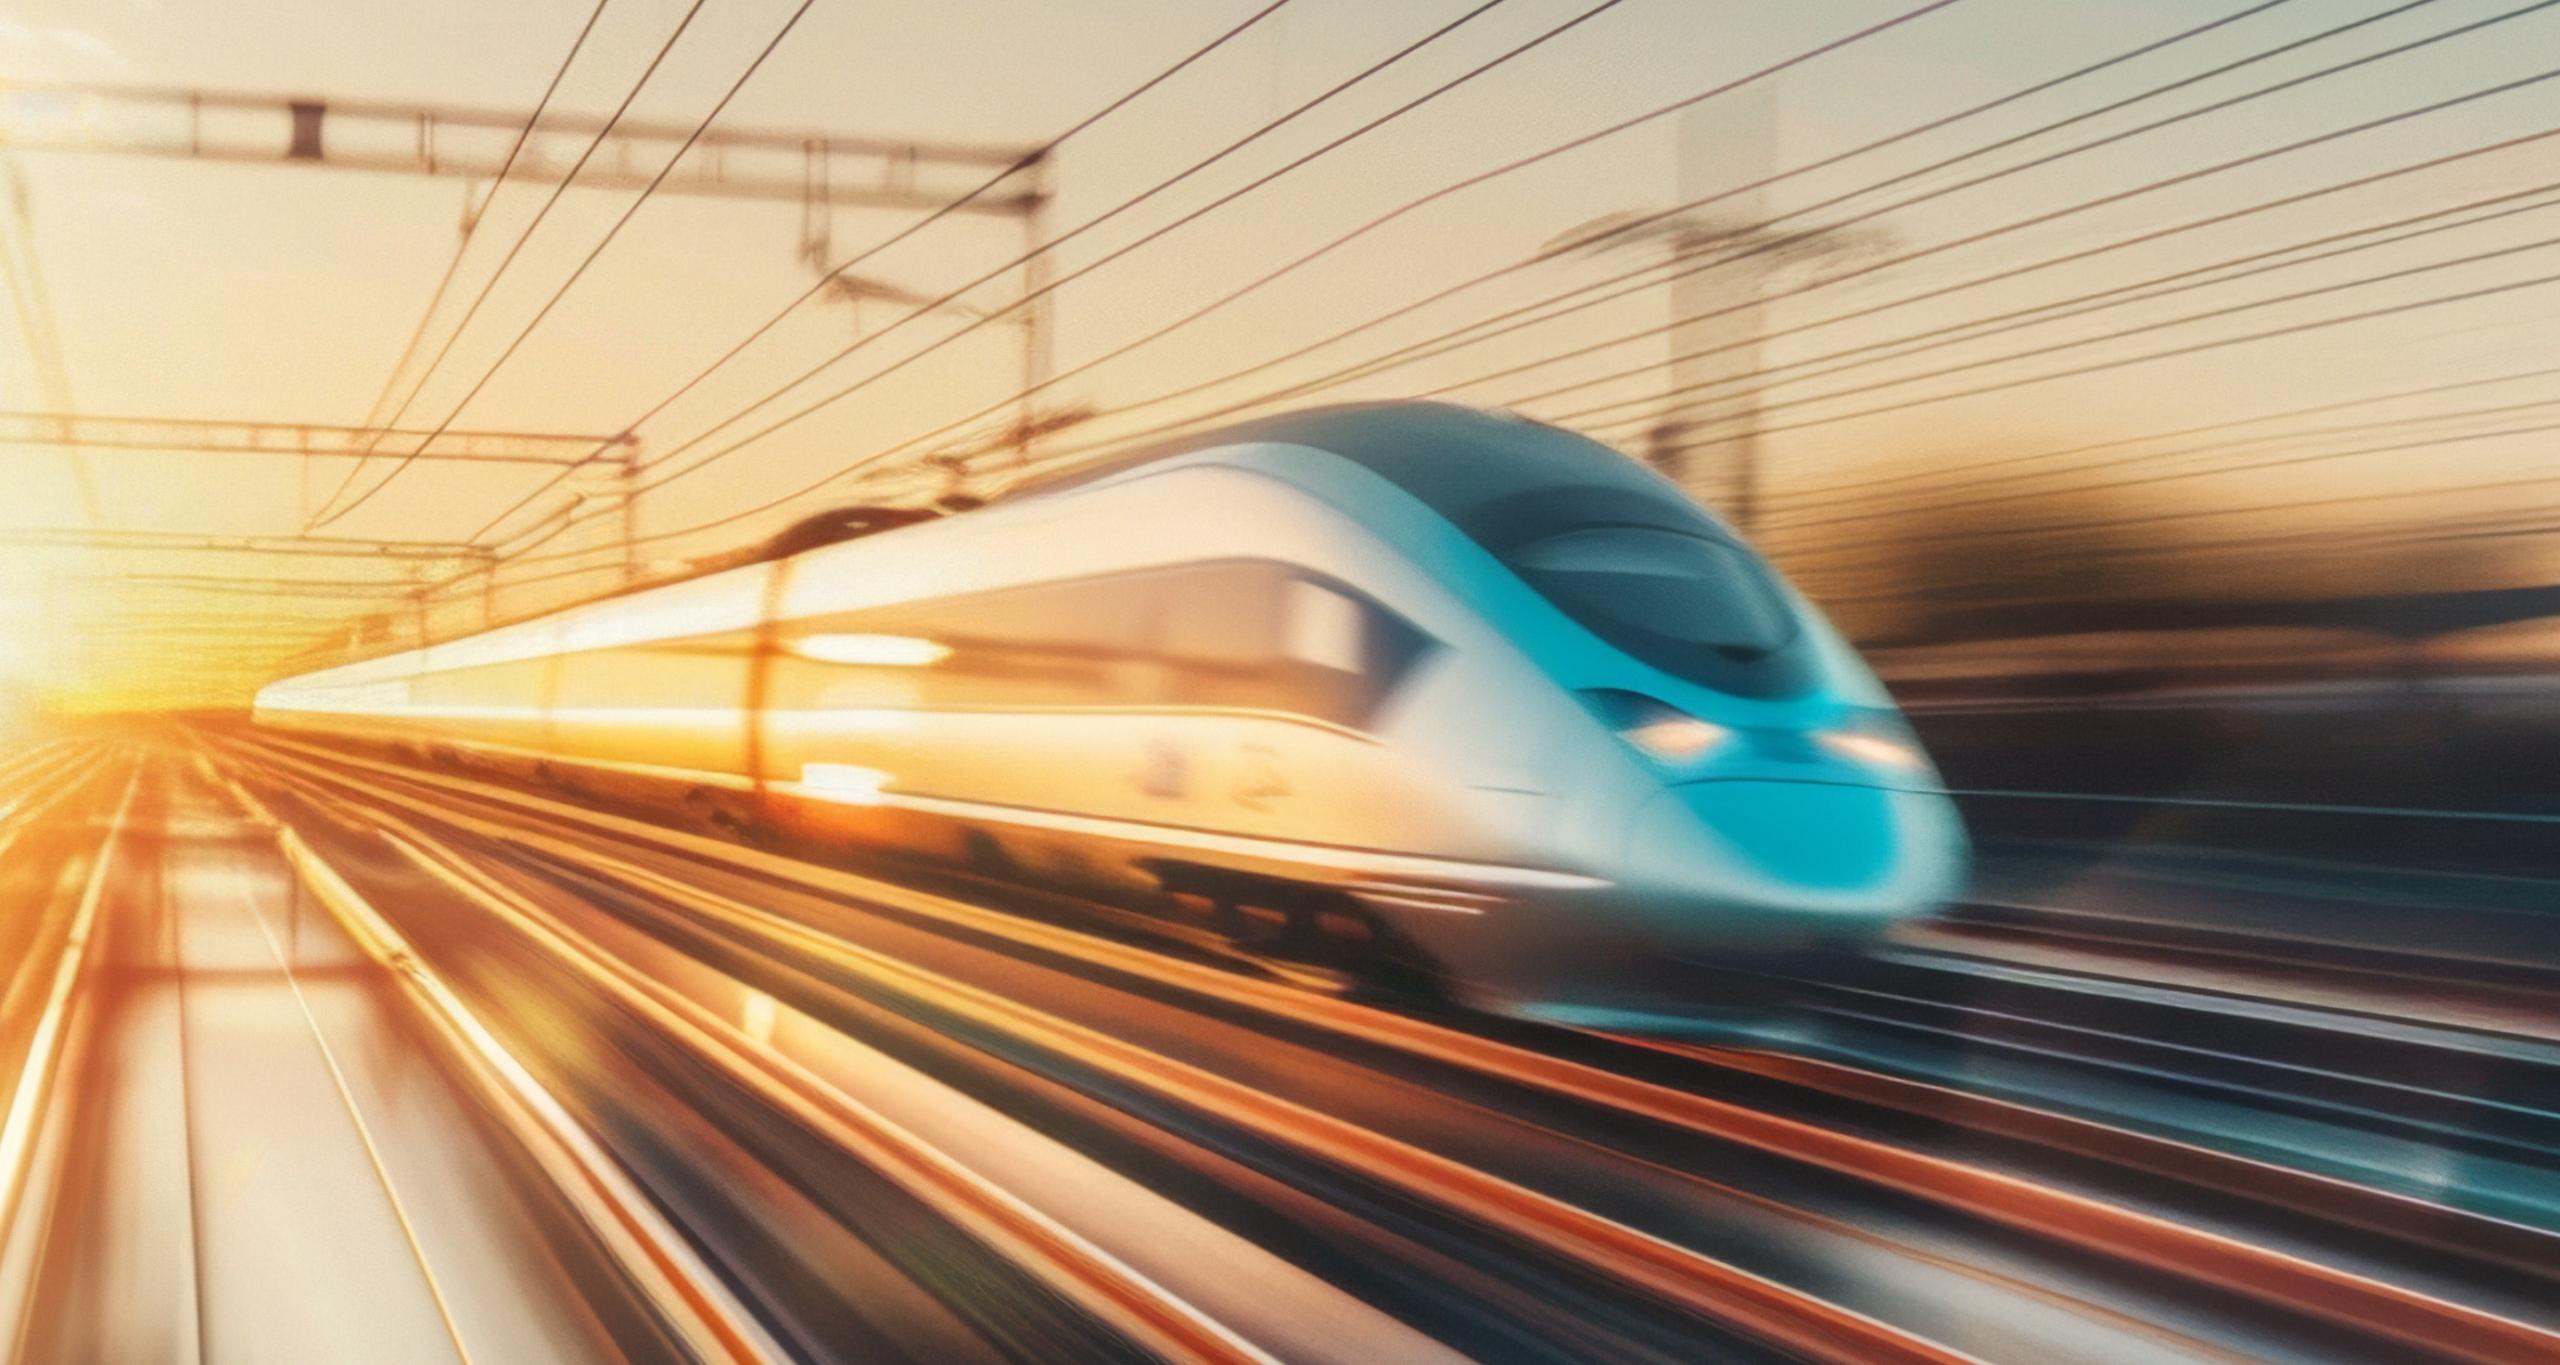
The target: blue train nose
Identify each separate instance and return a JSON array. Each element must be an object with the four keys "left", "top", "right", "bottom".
[{"left": 1620, "top": 778, "right": 1967, "bottom": 949}]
